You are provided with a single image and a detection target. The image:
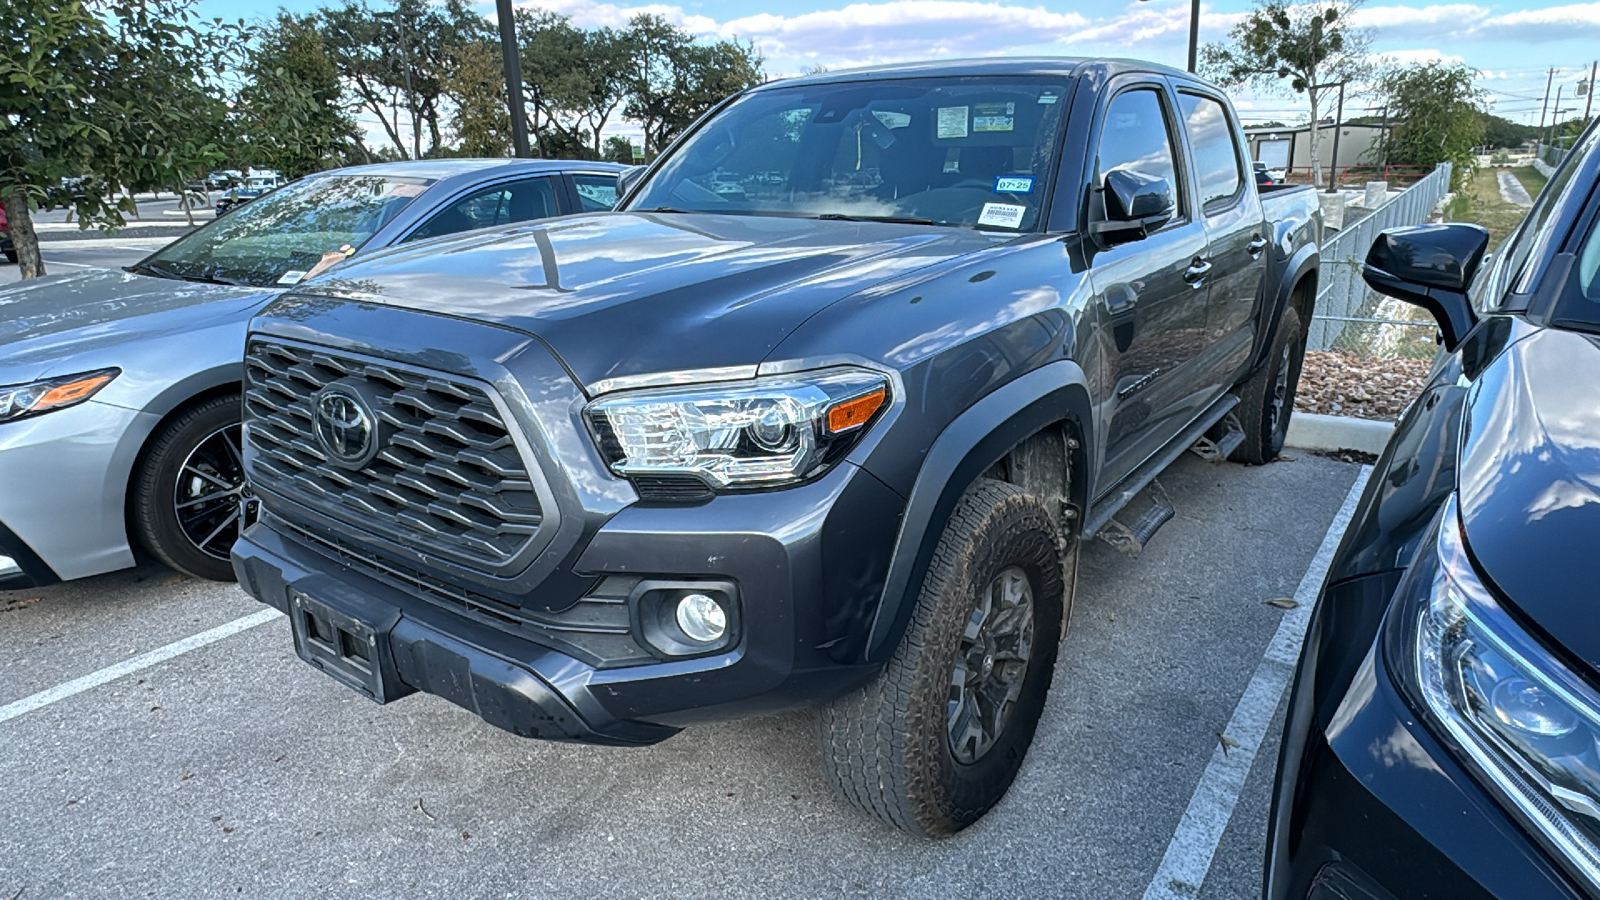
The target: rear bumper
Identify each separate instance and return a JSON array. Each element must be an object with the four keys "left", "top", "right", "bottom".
[{"left": 233, "top": 459, "right": 900, "bottom": 745}]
